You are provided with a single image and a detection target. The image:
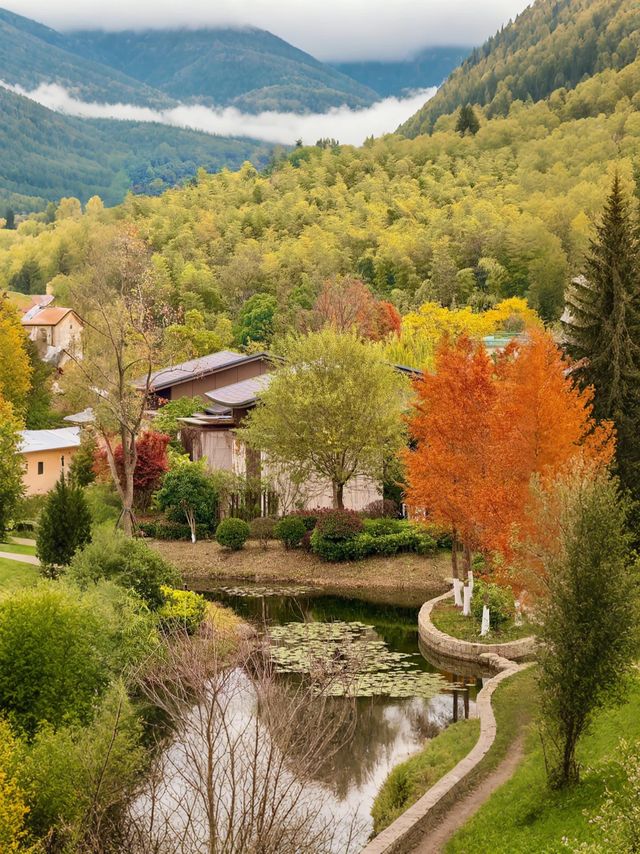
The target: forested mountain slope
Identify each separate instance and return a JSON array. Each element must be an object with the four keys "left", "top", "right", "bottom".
[
  {"left": 67, "top": 27, "right": 378, "bottom": 113},
  {"left": 400, "top": 0, "right": 640, "bottom": 136},
  {"left": 0, "top": 86, "right": 271, "bottom": 209},
  {"left": 0, "top": 8, "right": 172, "bottom": 107}
]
